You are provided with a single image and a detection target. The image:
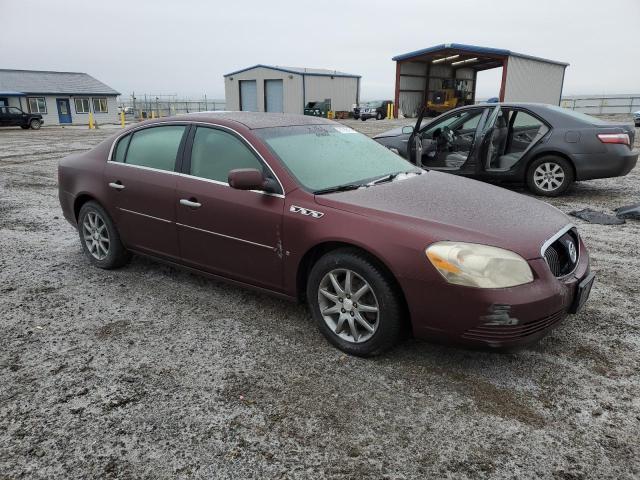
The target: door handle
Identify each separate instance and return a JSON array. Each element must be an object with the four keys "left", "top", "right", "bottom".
[
  {"left": 180, "top": 198, "right": 202, "bottom": 209},
  {"left": 108, "top": 182, "right": 125, "bottom": 190}
]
